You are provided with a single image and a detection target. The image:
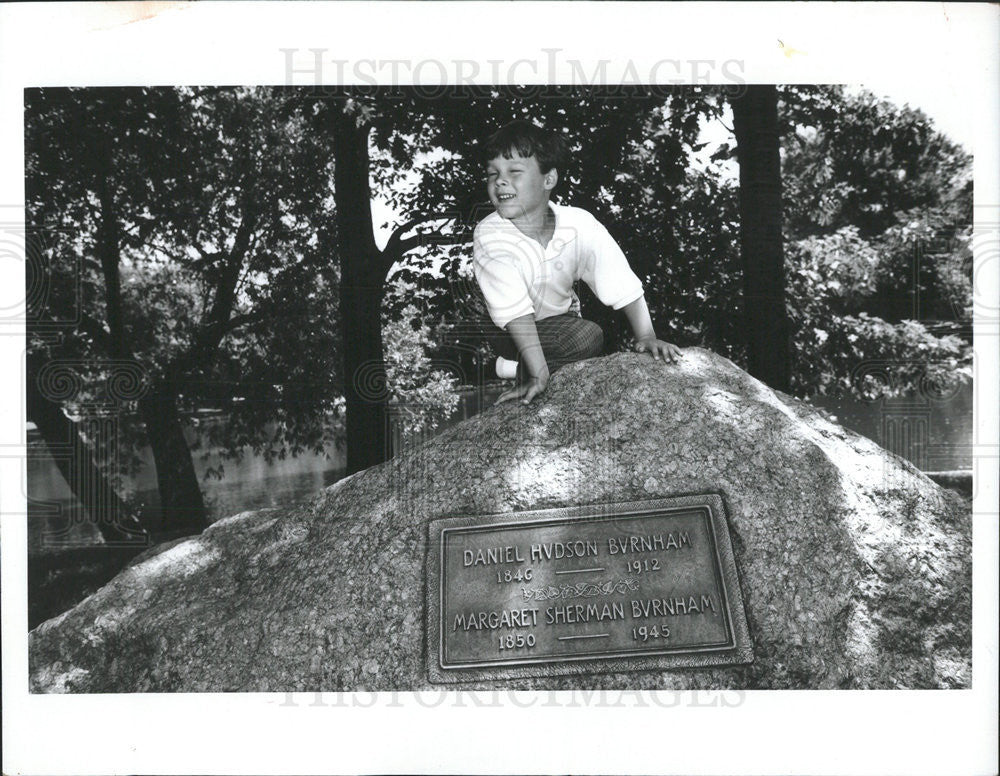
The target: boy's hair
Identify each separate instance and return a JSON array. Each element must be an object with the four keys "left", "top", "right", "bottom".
[{"left": 484, "top": 120, "right": 567, "bottom": 180}]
